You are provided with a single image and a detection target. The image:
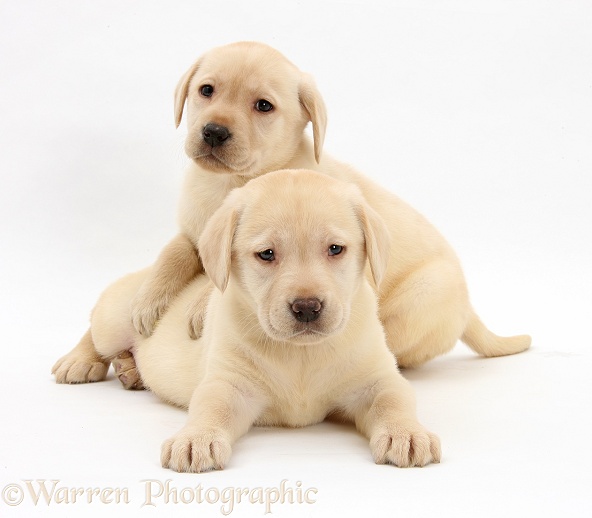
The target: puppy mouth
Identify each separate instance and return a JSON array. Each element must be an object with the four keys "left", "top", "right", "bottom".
[
  {"left": 189, "top": 148, "right": 256, "bottom": 175},
  {"left": 264, "top": 319, "right": 345, "bottom": 345},
  {"left": 289, "top": 328, "right": 331, "bottom": 341},
  {"left": 261, "top": 299, "right": 347, "bottom": 345}
]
